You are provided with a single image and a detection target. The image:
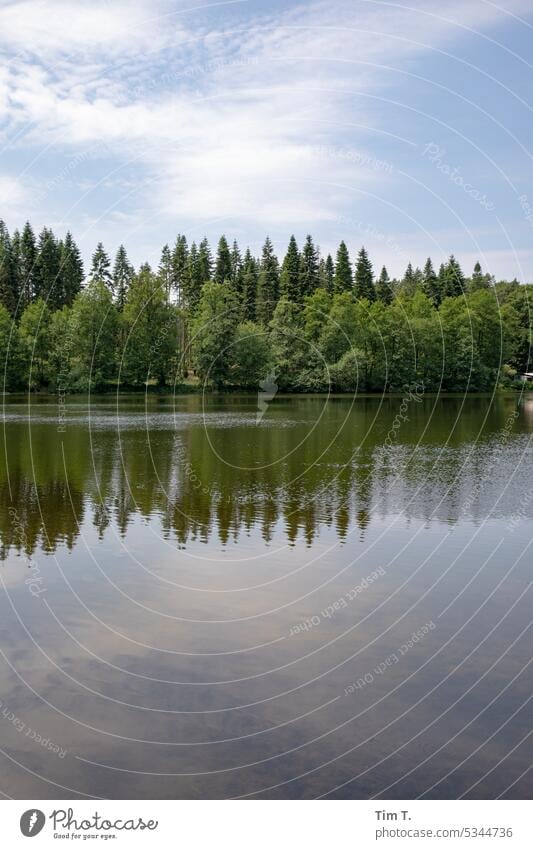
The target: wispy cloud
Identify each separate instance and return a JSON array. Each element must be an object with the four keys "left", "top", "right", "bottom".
[{"left": 0, "top": 0, "right": 531, "bottom": 276}]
